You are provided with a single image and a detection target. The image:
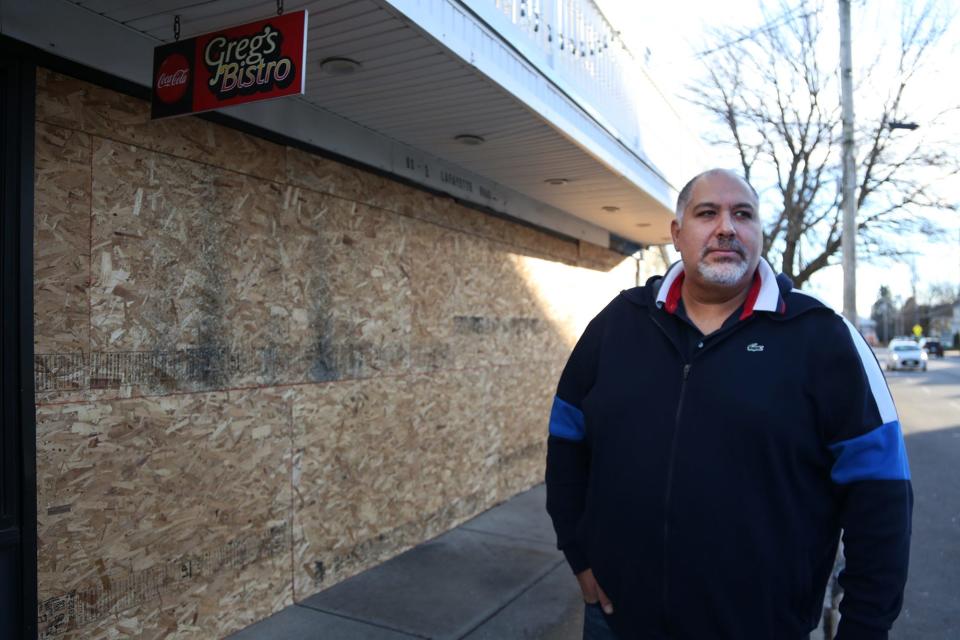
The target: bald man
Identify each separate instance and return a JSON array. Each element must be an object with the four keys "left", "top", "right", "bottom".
[{"left": 546, "top": 169, "right": 912, "bottom": 640}]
